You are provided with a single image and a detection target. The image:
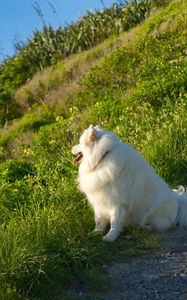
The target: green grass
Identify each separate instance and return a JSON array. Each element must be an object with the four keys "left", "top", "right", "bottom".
[
  {"left": 0, "top": 0, "right": 187, "bottom": 298},
  {"left": 1, "top": 0, "right": 161, "bottom": 127}
]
